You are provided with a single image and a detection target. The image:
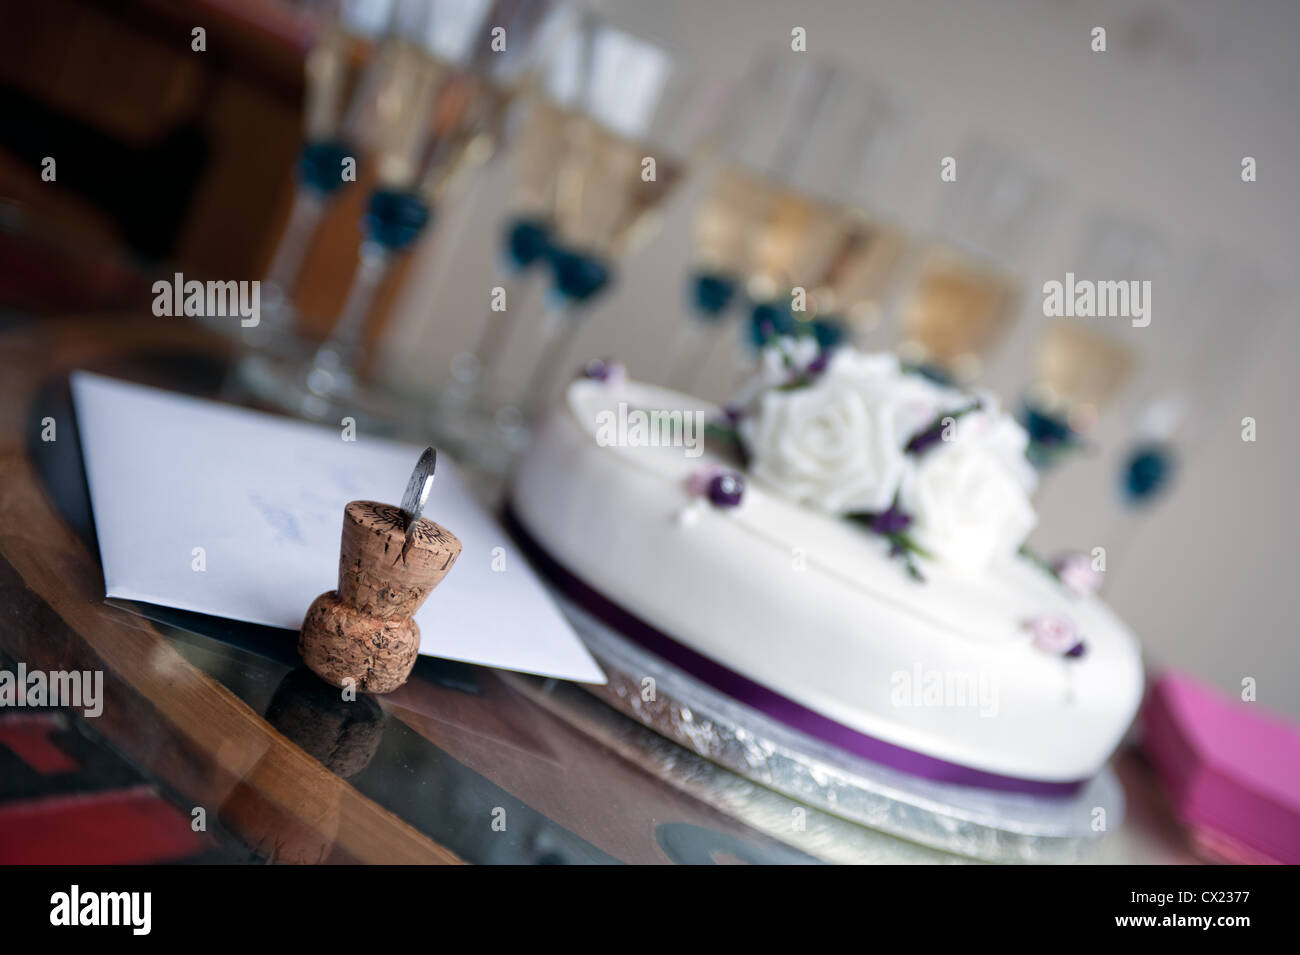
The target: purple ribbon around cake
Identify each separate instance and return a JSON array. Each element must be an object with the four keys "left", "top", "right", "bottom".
[{"left": 504, "top": 508, "right": 1086, "bottom": 798}]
